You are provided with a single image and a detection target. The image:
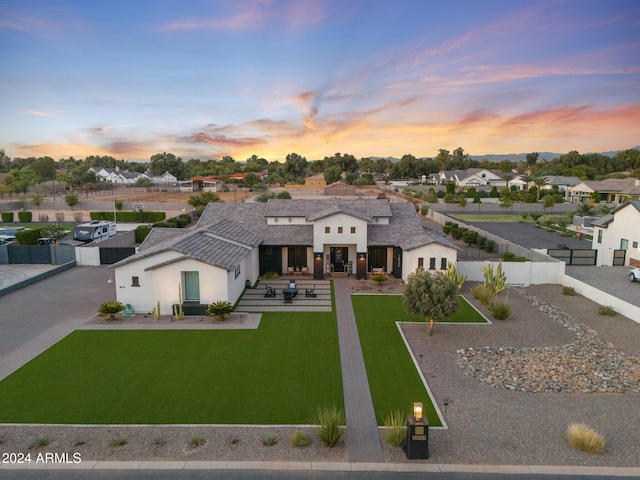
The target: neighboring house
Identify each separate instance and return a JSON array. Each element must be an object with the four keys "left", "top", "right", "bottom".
[
  {"left": 569, "top": 178, "right": 640, "bottom": 204},
  {"left": 112, "top": 199, "right": 458, "bottom": 314},
  {"left": 150, "top": 171, "right": 177, "bottom": 184},
  {"left": 304, "top": 174, "right": 327, "bottom": 189},
  {"left": 438, "top": 169, "right": 504, "bottom": 187},
  {"left": 187, "top": 176, "right": 226, "bottom": 193},
  {"left": 324, "top": 181, "right": 358, "bottom": 196},
  {"left": 591, "top": 200, "right": 640, "bottom": 267}
]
